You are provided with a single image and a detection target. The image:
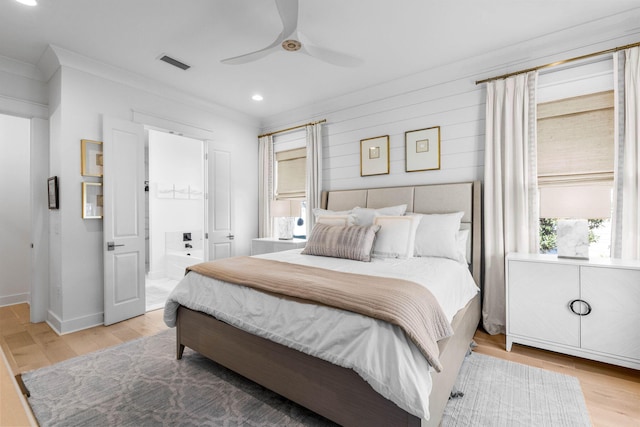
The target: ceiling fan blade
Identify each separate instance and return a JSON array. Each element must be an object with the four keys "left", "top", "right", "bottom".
[
  {"left": 221, "top": 31, "right": 285, "bottom": 65},
  {"left": 301, "top": 43, "right": 363, "bottom": 67},
  {"left": 221, "top": 44, "right": 281, "bottom": 65},
  {"left": 221, "top": 0, "right": 298, "bottom": 65},
  {"left": 275, "top": 0, "right": 299, "bottom": 39}
]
